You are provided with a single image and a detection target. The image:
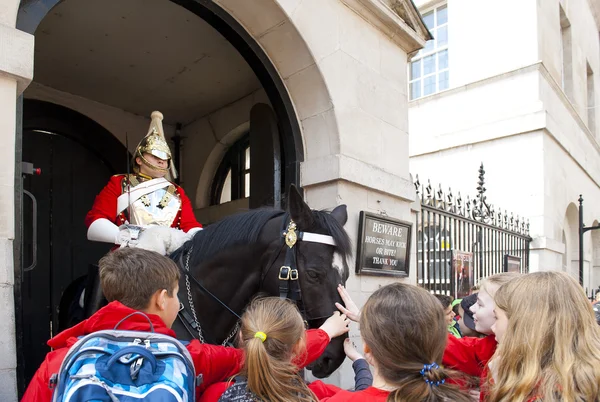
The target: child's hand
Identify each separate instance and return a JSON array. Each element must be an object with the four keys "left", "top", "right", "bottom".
[
  {"left": 343, "top": 338, "right": 363, "bottom": 362},
  {"left": 320, "top": 311, "right": 350, "bottom": 340},
  {"left": 335, "top": 284, "right": 361, "bottom": 322}
]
